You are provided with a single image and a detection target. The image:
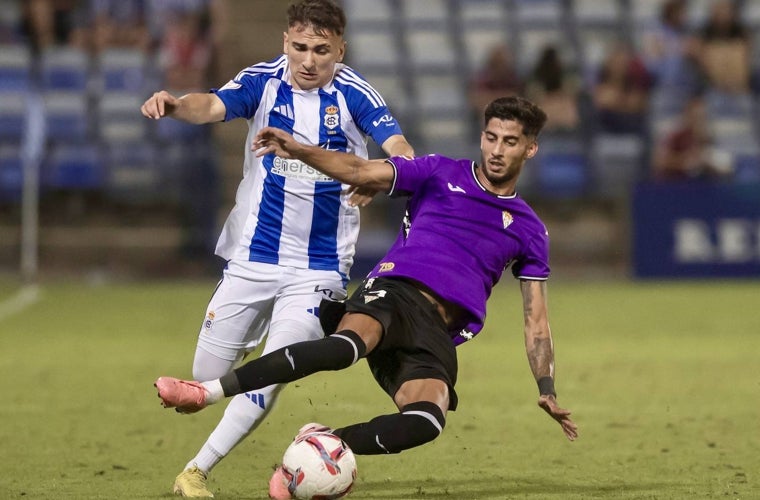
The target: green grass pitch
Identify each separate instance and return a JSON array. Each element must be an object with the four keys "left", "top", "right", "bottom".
[{"left": 0, "top": 278, "right": 757, "bottom": 499}]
